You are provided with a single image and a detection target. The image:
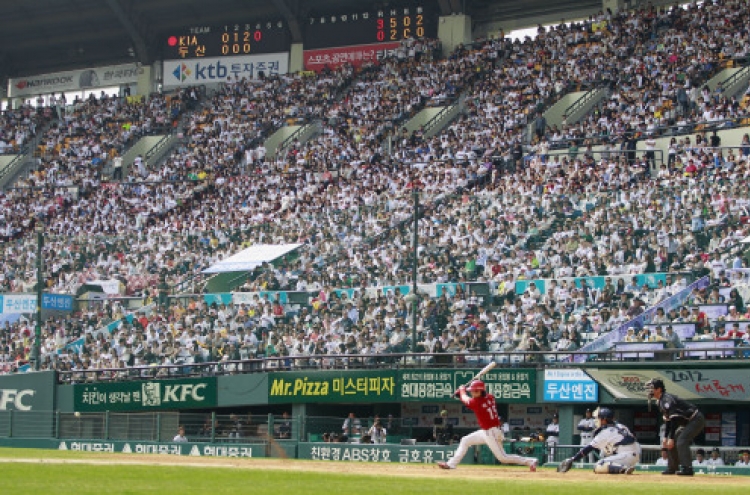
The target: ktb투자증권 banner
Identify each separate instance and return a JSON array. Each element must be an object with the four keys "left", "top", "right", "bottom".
[{"left": 163, "top": 52, "right": 288, "bottom": 87}]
